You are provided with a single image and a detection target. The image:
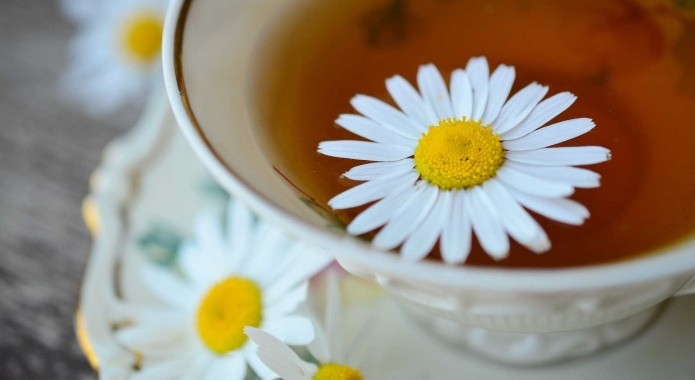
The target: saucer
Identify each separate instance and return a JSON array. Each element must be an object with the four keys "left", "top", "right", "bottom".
[{"left": 78, "top": 94, "right": 695, "bottom": 379}]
